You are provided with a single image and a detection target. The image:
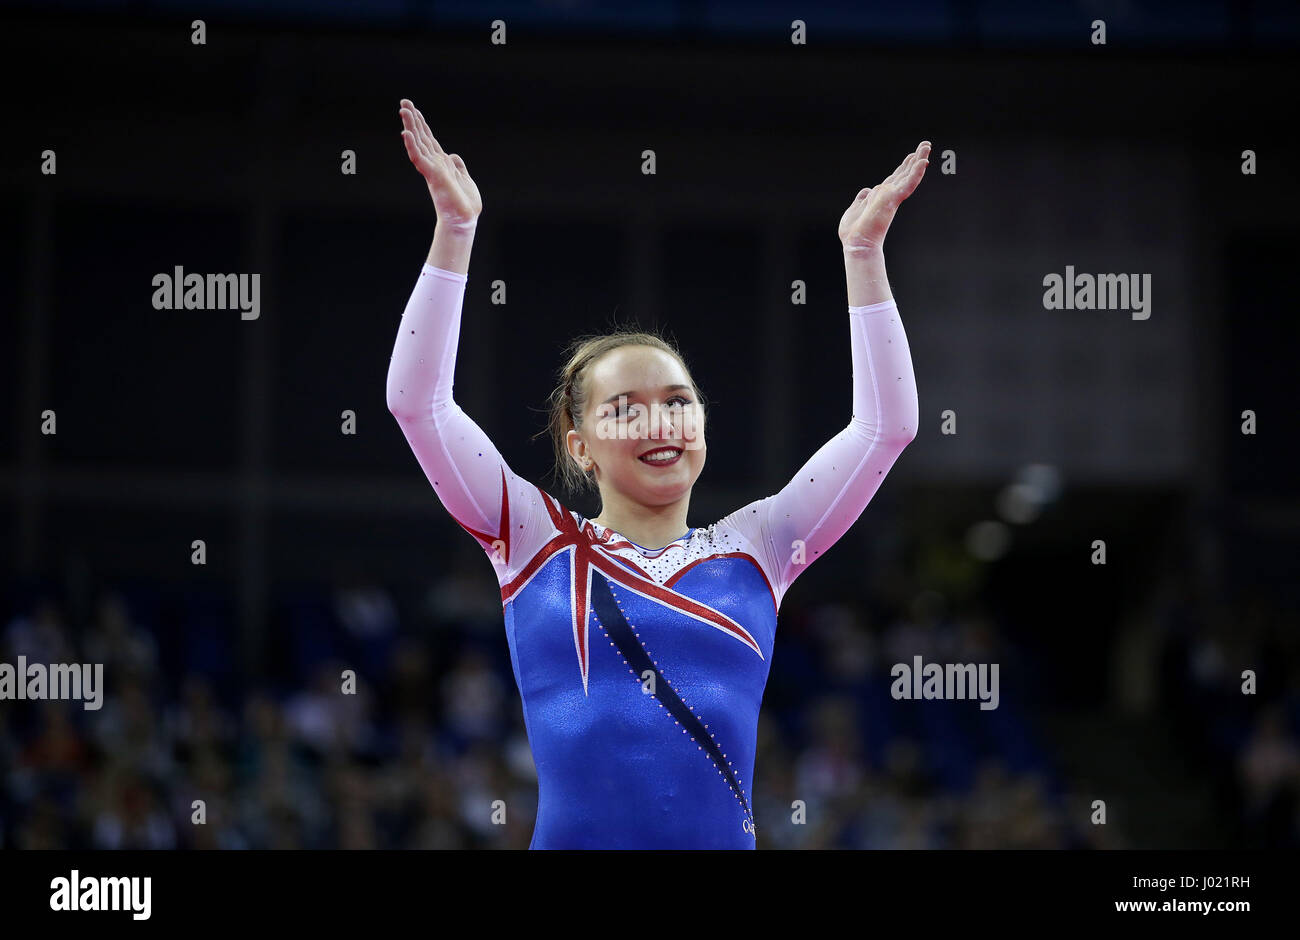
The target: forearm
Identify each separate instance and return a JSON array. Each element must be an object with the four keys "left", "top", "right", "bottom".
[
  {"left": 386, "top": 264, "right": 467, "bottom": 419},
  {"left": 386, "top": 262, "right": 501, "bottom": 532},
  {"left": 425, "top": 219, "right": 478, "bottom": 274},
  {"left": 725, "top": 292, "right": 918, "bottom": 604},
  {"left": 843, "top": 245, "right": 892, "bottom": 307}
]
